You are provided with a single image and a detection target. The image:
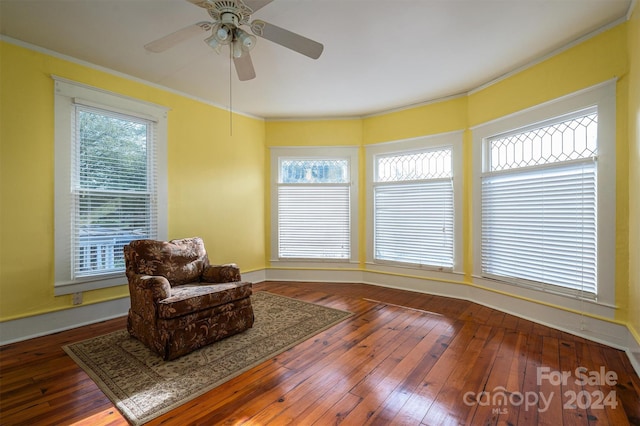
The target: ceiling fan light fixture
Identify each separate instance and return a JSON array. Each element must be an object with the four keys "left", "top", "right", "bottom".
[
  {"left": 216, "top": 25, "right": 231, "bottom": 42},
  {"left": 232, "top": 39, "right": 245, "bottom": 58},
  {"left": 235, "top": 28, "right": 256, "bottom": 52},
  {"left": 204, "top": 34, "right": 221, "bottom": 50}
]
